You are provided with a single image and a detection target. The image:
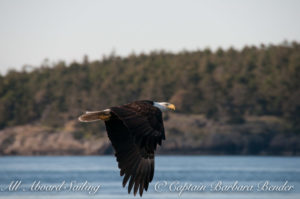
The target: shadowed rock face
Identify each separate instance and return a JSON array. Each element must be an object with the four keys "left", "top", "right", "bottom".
[
  {"left": 0, "top": 113, "right": 299, "bottom": 156},
  {"left": 0, "top": 123, "right": 111, "bottom": 156}
]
